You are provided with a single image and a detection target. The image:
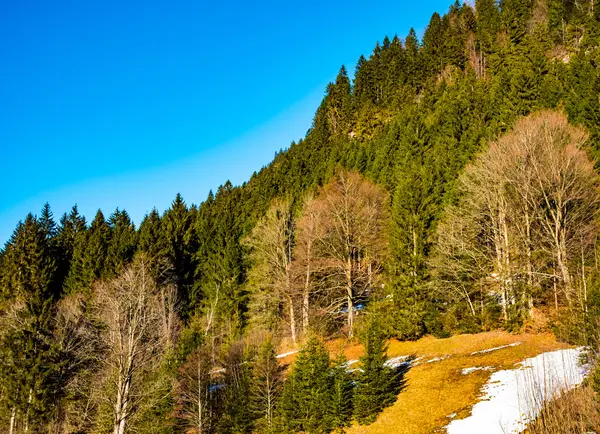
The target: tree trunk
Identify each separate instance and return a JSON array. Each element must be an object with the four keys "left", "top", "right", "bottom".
[
  {"left": 302, "top": 284, "right": 309, "bottom": 338},
  {"left": 9, "top": 406, "right": 16, "bottom": 434},
  {"left": 525, "top": 210, "right": 534, "bottom": 317},
  {"left": 493, "top": 223, "right": 508, "bottom": 322},
  {"left": 24, "top": 388, "right": 32, "bottom": 434},
  {"left": 114, "top": 363, "right": 132, "bottom": 434},
  {"left": 346, "top": 256, "right": 354, "bottom": 337},
  {"left": 412, "top": 227, "right": 418, "bottom": 278},
  {"left": 198, "top": 359, "right": 204, "bottom": 434}
]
